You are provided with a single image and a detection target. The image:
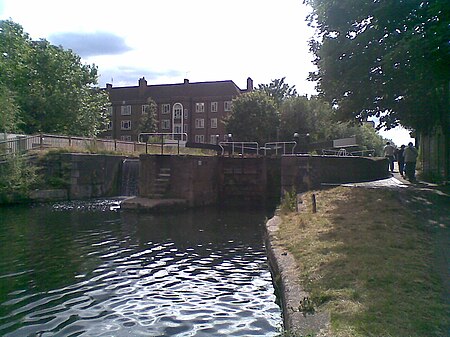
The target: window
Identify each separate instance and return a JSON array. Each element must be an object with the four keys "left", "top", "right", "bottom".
[
  {"left": 174, "top": 124, "right": 182, "bottom": 133},
  {"left": 173, "top": 103, "right": 183, "bottom": 119},
  {"left": 142, "top": 104, "right": 149, "bottom": 114},
  {"left": 120, "top": 135, "right": 132, "bottom": 141},
  {"left": 183, "top": 124, "right": 189, "bottom": 133},
  {"left": 121, "top": 105, "right": 131, "bottom": 115},
  {"left": 173, "top": 109, "right": 182, "bottom": 119},
  {"left": 195, "top": 118, "right": 205, "bottom": 129},
  {"left": 210, "top": 118, "right": 217, "bottom": 129},
  {"left": 195, "top": 135, "right": 205, "bottom": 143},
  {"left": 121, "top": 120, "right": 131, "bottom": 130},
  {"left": 184, "top": 109, "right": 188, "bottom": 119},
  {"left": 161, "top": 119, "right": 170, "bottom": 130},
  {"left": 107, "top": 106, "right": 113, "bottom": 116},
  {"left": 162, "top": 104, "right": 170, "bottom": 114},
  {"left": 196, "top": 102, "right": 205, "bottom": 113},
  {"left": 107, "top": 121, "right": 113, "bottom": 130},
  {"left": 224, "top": 101, "right": 232, "bottom": 111},
  {"left": 211, "top": 102, "right": 218, "bottom": 113}
]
